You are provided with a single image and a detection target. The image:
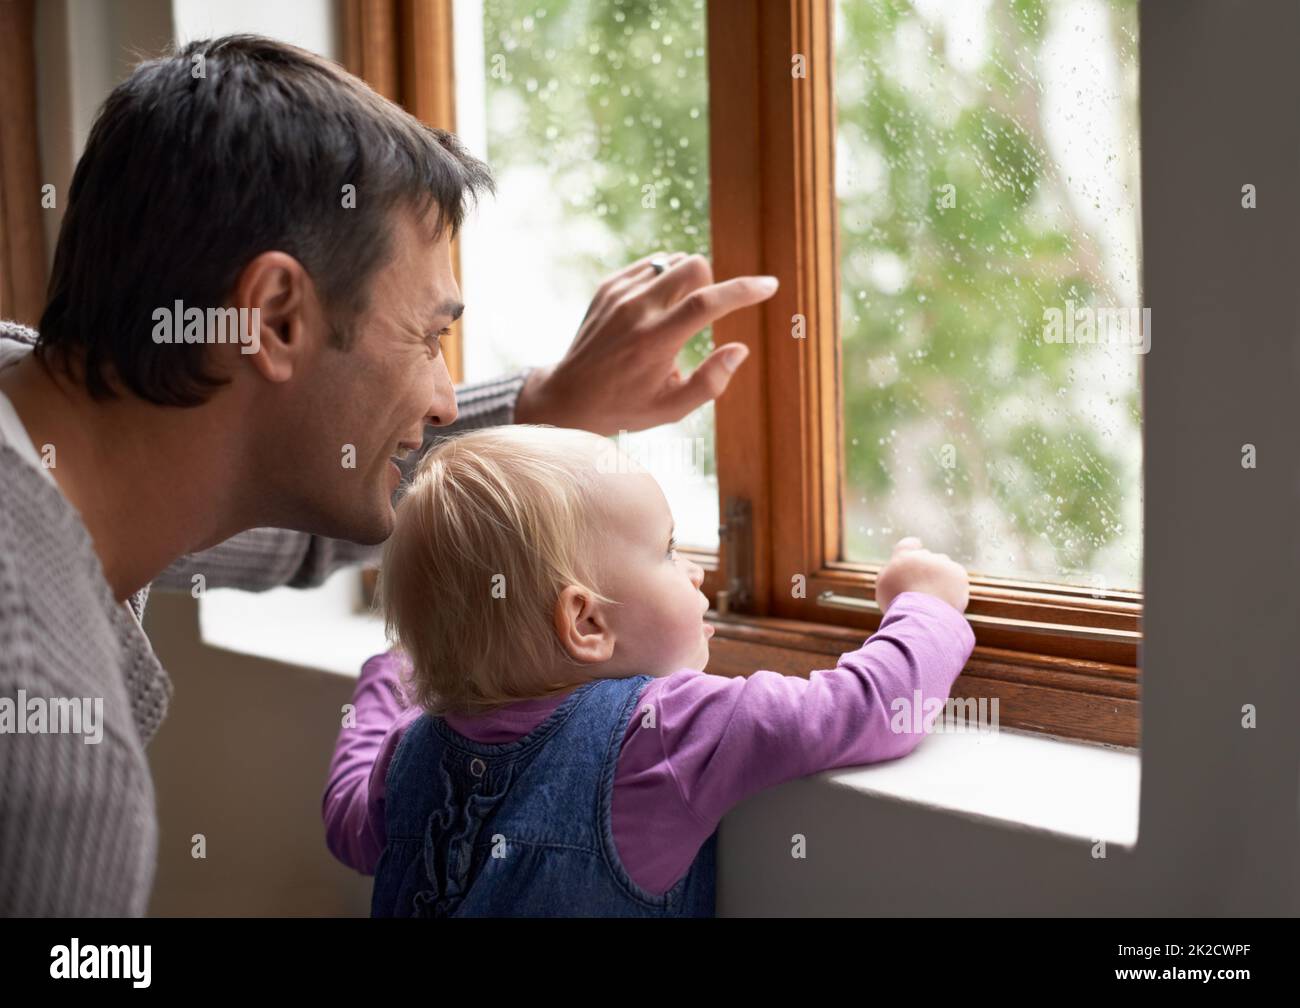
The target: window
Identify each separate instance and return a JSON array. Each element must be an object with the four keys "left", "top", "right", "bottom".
[
  {"left": 348, "top": 0, "right": 1143, "bottom": 747},
  {"left": 454, "top": 0, "right": 720, "bottom": 548},
  {"left": 835, "top": 0, "right": 1142, "bottom": 593}
]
